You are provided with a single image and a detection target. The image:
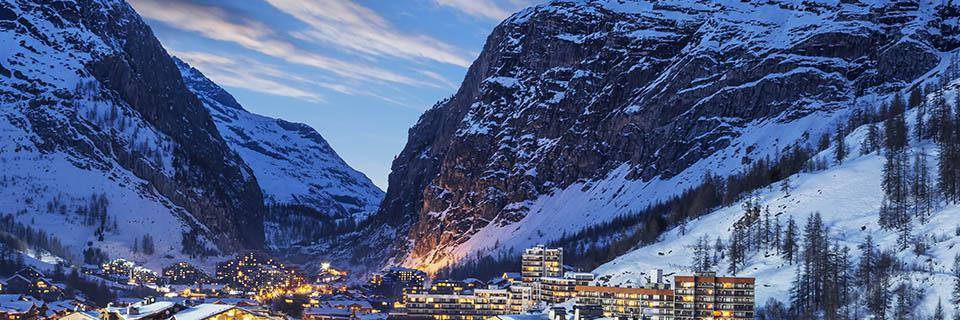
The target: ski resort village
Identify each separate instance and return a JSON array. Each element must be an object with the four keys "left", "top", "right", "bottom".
[
  {"left": 0, "top": 244, "right": 757, "bottom": 320},
  {"left": 12, "top": 0, "right": 960, "bottom": 319}
]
